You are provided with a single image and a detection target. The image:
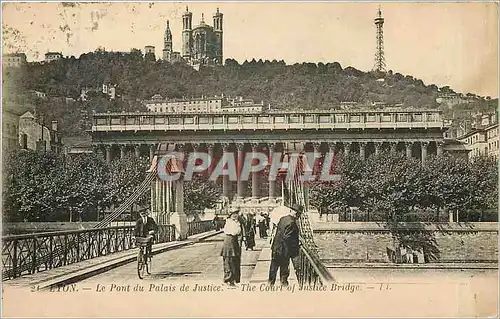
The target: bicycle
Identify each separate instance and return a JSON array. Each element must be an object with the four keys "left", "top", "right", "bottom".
[{"left": 135, "top": 235, "right": 153, "bottom": 279}]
